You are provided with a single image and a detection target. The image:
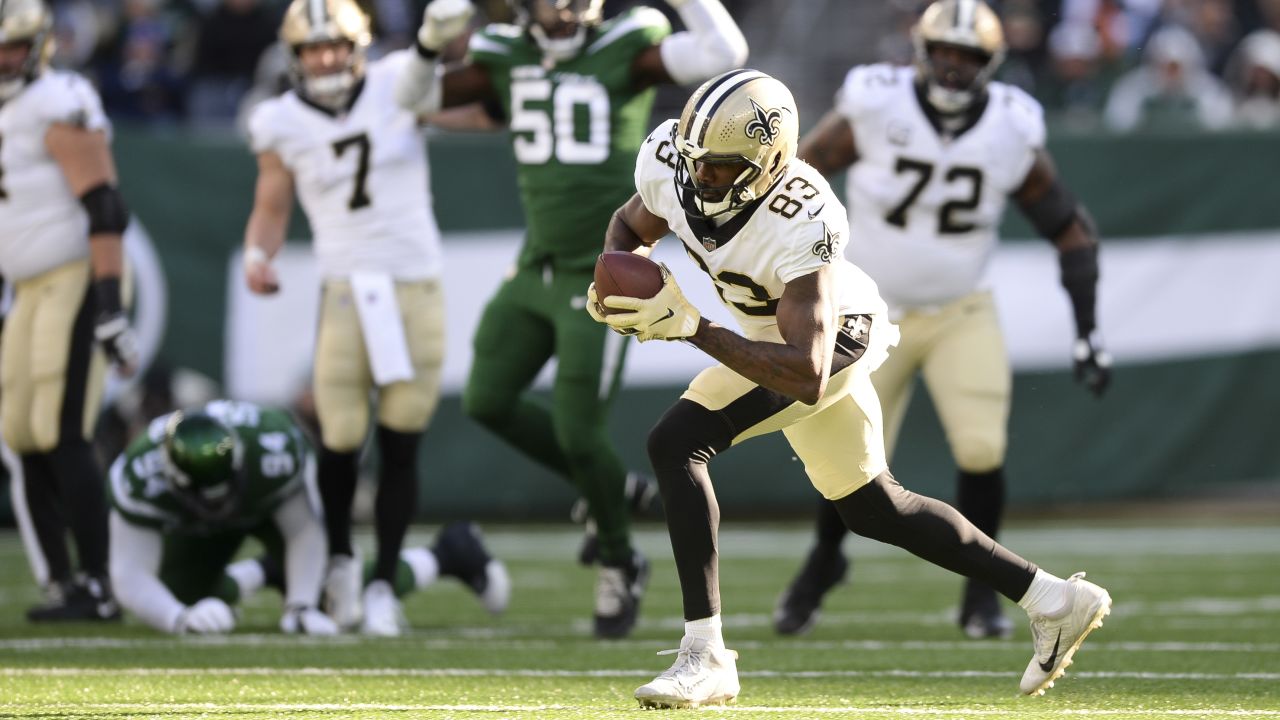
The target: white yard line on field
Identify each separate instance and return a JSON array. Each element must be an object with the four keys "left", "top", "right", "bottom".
[
  {"left": 2, "top": 667, "right": 1278, "bottom": 682},
  {"left": 3, "top": 636, "right": 1278, "bottom": 653},
  {"left": 0, "top": 702, "right": 1278, "bottom": 717}
]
